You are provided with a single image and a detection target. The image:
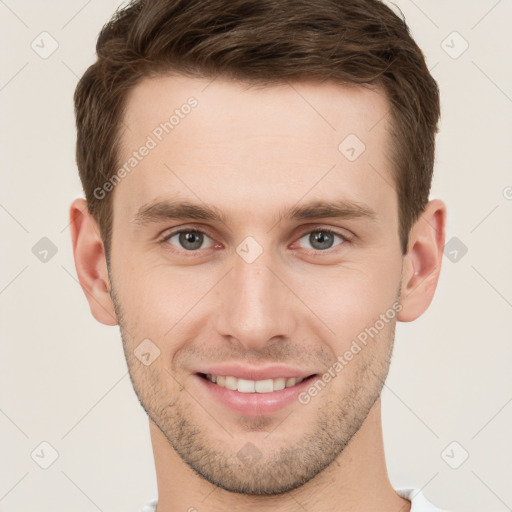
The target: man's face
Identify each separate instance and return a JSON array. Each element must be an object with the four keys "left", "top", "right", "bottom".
[{"left": 108, "top": 75, "right": 404, "bottom": 494}]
